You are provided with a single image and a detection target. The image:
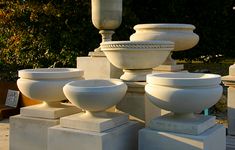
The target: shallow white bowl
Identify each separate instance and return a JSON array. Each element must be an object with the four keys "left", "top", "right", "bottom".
[
  {"left": 145, "top": 72, "right": 222, "bottom": 114},
  {"left": 63, "top": 79, "right": 127, "bottom": 112},
  {"left": 17, "top": 68, "right": 84, "bottom": 102}
]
